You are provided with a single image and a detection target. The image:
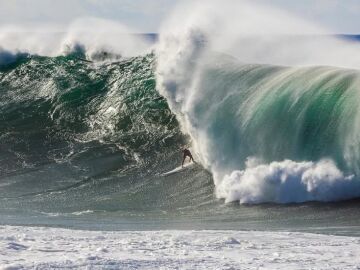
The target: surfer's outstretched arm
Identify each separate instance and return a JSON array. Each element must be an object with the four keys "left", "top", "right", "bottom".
[{"left": 182, "top": 156, "right": 186, "bottom": 167}]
